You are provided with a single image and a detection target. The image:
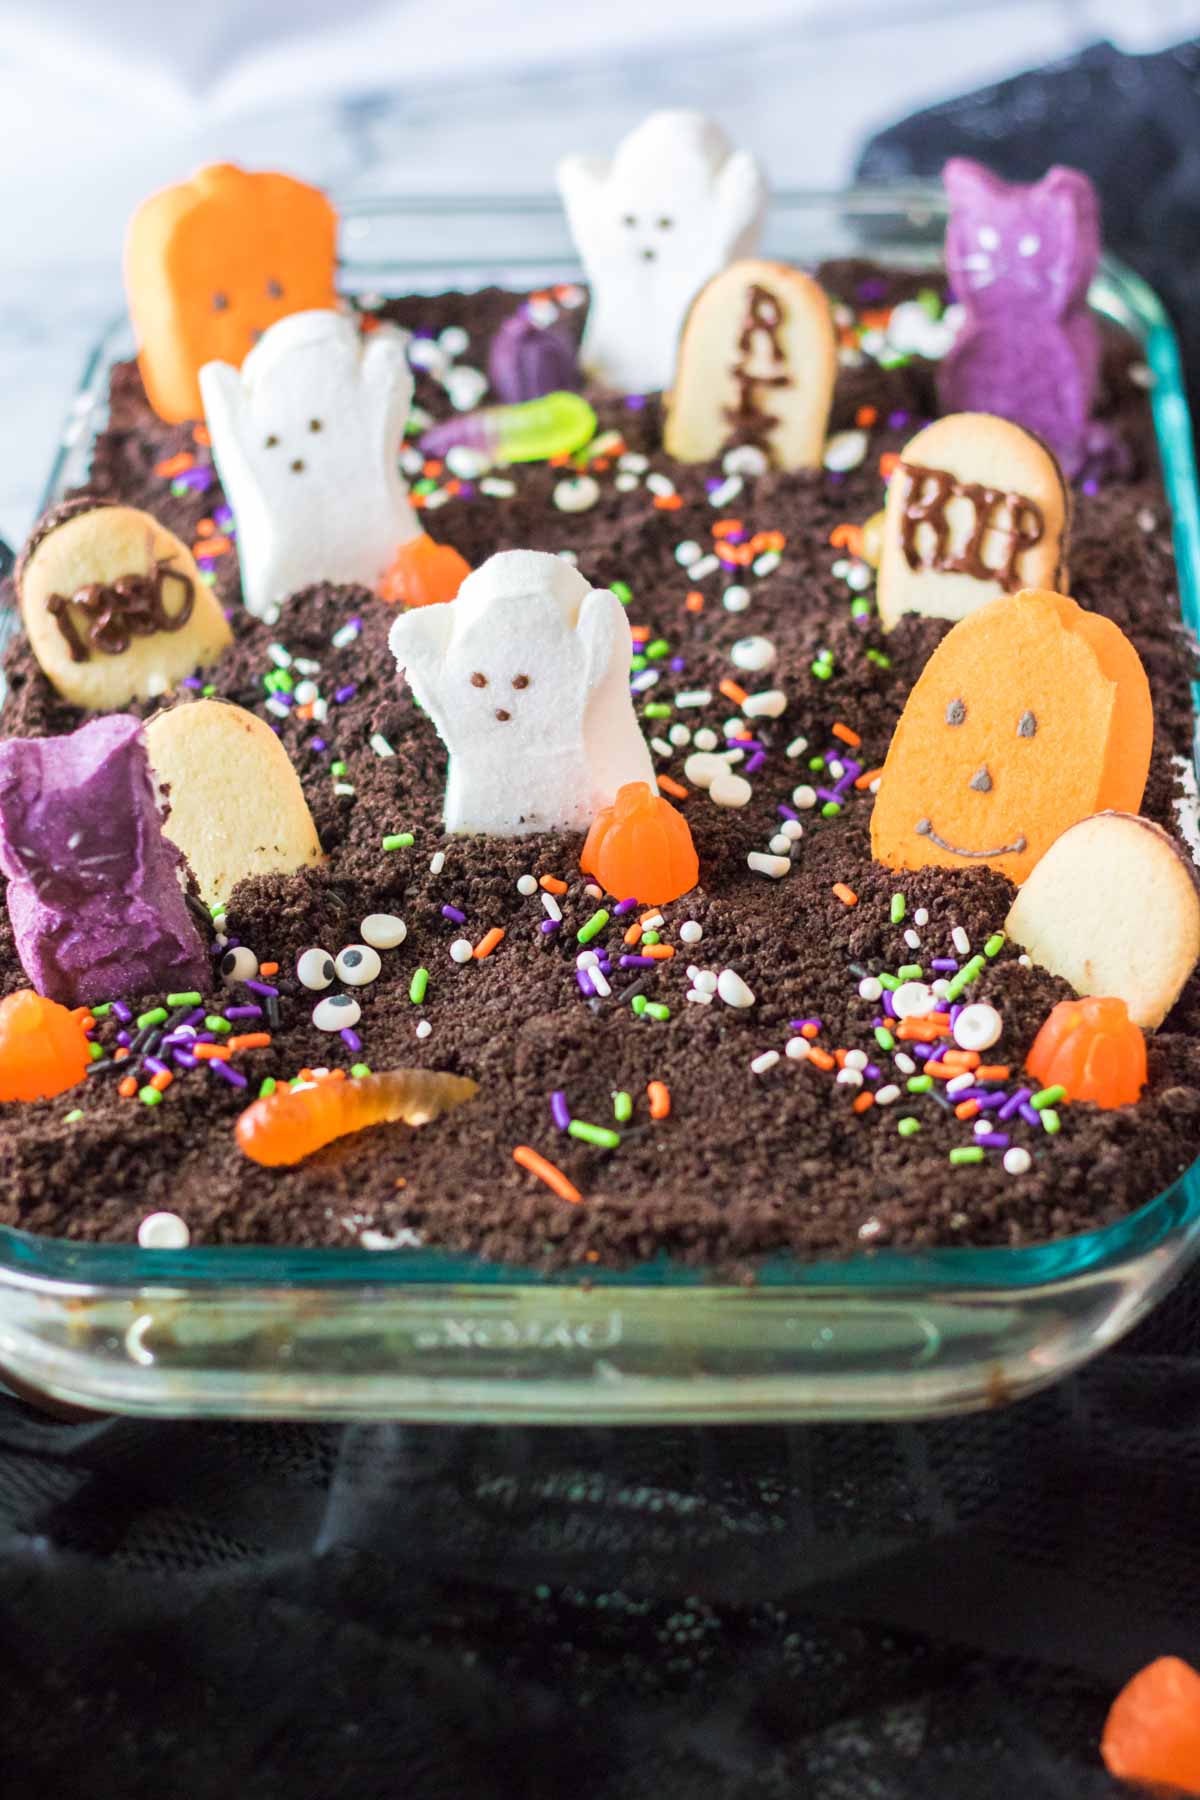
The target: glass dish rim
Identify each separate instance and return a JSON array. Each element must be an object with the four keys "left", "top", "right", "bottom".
[{"left": 14, "top": 181, "right": 1200, "bottom": 1299}]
